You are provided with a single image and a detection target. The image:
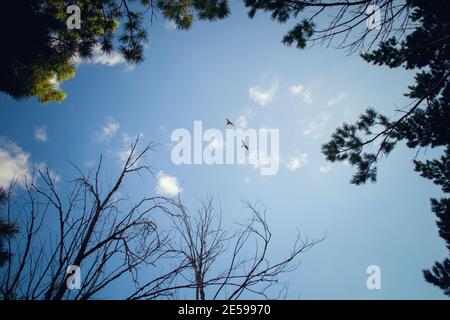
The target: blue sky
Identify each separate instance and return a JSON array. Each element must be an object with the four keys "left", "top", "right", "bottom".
[{"left": 0, "top": 2, "right": 448, "bottom": 299}]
